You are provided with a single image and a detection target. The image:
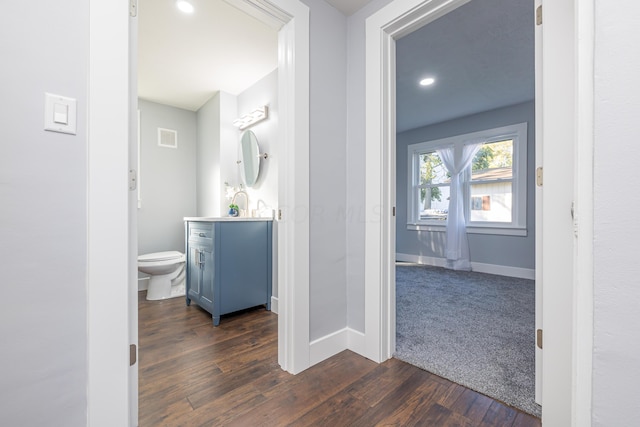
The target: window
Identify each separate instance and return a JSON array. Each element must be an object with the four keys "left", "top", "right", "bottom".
[
  {"left": 407, "top": 123, "right": 527, "bottom": 235},
  {"left": 417, "top": 152, "right": 449, "bottom": 222}
]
